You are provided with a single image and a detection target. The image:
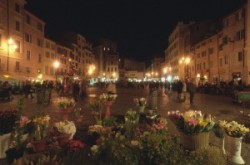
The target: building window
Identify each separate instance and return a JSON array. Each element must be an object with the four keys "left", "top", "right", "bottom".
[
  {"left": 26, "top": 51, "right": 31, "bottom": 61},
  {"left": 203, "top": 62, "right": 206, "bottom": 69},
  {"left": 45, "top": 51, "right": 50, "bottom": 58},
  {"left": 37, "top": 23, "right": 43, "bottom": 31},
  {"left": 25, "top": 33, "right": 32, "bottom": 43},
  {"left": 208, "top": 48, "right": 214, "bottom": 55},
  {"left": 222, "top": 36, "right": 228, "bottom": 45},
  {"left": 51, "top": 53, "right": 55, "bottom": 59},
  {"left": 15, "top": 40, "right": 20, "bottom": 52},
  {"left": 202, "top": 51, "right": 206, "bottom": 57},
  {"left": 37, "top": 38, "right": 42, "bottom": 47},
  {"left": 15, "top": 20, "right": 20, "bottom": 31},
  {"left": 46, "top": 41, "right": 50, "bottom": 48},
  {"left": 238, "top": 51, "right": 243, "bottom": 61},
  {"left": 26, "top": 15, "right": 31, "bottom": 24},
  {"left": 236, "top": 30, "right": 245, "bottom": 41},
  {"left": 38, "top": 54, "right": 42, "bottom": 63},
  {"left": 235, "top": 9, "right": 244, "bottom": 21},
  {"left": 225, "top": 55, "right": 229, "bottom": 64},
  {"left": 197, "top": 53, "right": 200, "bottom": 58},
  {"left": 15, "top": 3, "right": 20, "bottom": 13},
  {"left": 219, "top": 58, "right": 223, "bottom": 66},
  {"left": 15, "top": 61, "right": 20, "bottom": 70},
  {"left": 219, "top": 44, "right": 223, "bottom": 51}
]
